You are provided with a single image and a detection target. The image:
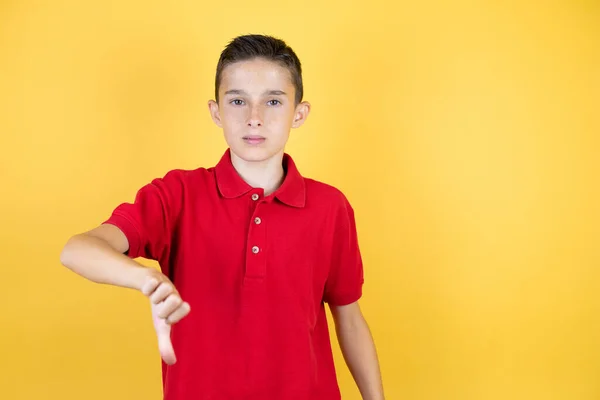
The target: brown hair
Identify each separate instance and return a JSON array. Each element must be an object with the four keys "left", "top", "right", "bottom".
[{"left": 214, "top": 34, "right": 304, "bottom": 105}]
